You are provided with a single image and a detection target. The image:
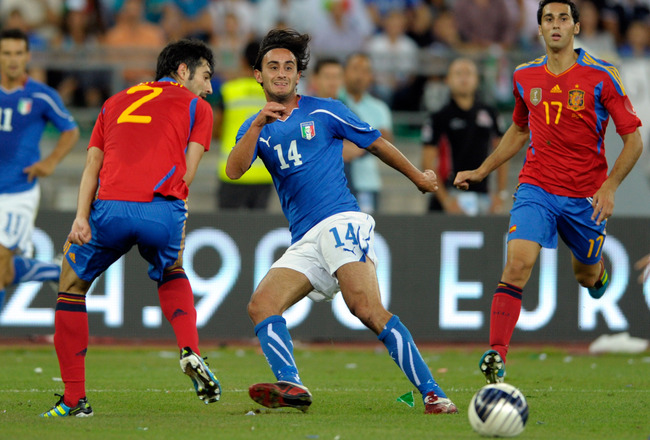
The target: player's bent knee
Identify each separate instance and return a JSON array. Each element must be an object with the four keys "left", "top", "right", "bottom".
[
  {"left": 503, "top": 259, "right": 533, "bottom": 283},
  {"left": 247, "top": 296, "right": 275, "bottom": 323},
  {"left": 247, "top": 300, "right": 260, "bottom": 321},
  {"left": 347, "top": 302, "right": 389, "bottom": 333},
  {"left": 58, "top": 266, "right": 91, "bottom": 294}
]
